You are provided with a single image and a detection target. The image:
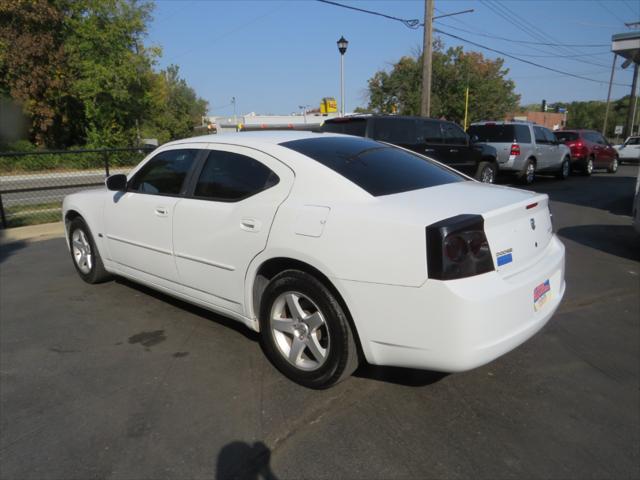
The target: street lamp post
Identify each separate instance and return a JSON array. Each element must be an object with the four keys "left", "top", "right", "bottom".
[{"left": 337, "top": 36, "right": 348, "bottom": 116}]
